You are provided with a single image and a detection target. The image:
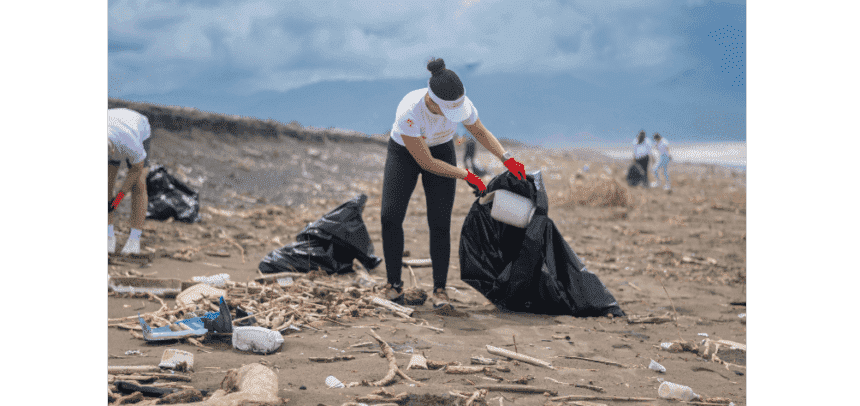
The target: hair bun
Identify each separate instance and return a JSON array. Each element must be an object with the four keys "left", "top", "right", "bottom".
[{"left": 427, "top": 58, "right": 446, "bottom": 75}]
